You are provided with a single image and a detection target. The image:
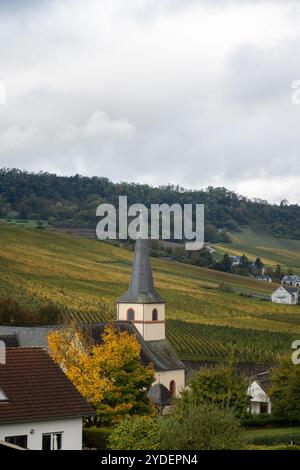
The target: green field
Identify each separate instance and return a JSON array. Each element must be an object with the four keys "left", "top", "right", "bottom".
[
  {"left": 1, "top": 222, "right": 300, "bottom": 363},
  {"left": 215, "top": 225, "right": 300, "bottom": 273}
]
